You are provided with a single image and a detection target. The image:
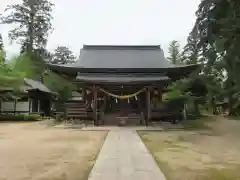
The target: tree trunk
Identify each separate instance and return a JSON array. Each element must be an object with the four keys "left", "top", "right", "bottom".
[
  {"left": 225, "top": 75, "right": 235, "bottom": 116},
  {"left": 228, "top": 93, "right": 235, "bottom": 116},
  {"left": 193, "top": 97, "right": 200, "bottom": 116},
  {"left": 27, "top": 8, "right": 35, "bottom": 53}
]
